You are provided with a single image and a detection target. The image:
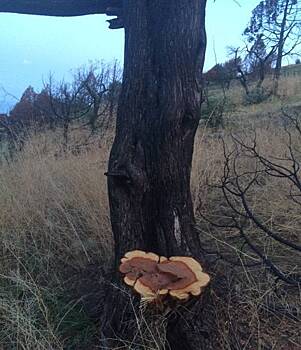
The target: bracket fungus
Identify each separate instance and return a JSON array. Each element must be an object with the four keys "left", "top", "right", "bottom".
[{"left": 119, "top": 250, "right": 210, "bottom": 302}]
